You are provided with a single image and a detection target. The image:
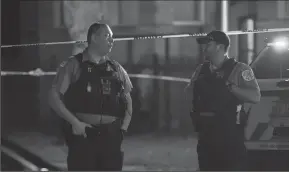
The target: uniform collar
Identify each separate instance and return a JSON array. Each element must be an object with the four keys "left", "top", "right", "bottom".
[
  {"left": 82, "top": 48, "right": 109, "bottom": 64},
  {"left": 215, "top": 56, "right": 231, "bottom": 71}
]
